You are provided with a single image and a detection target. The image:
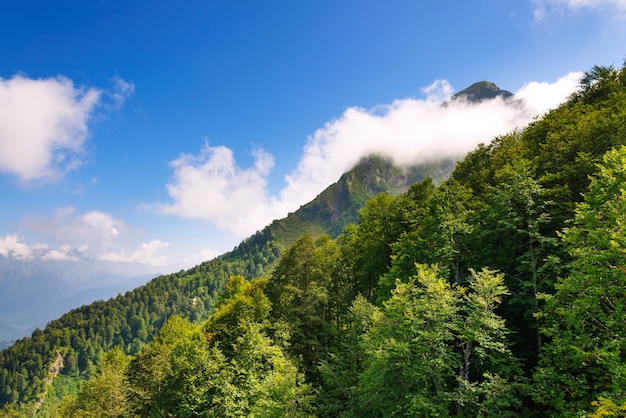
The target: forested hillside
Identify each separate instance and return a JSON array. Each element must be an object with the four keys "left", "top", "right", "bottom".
[
  {"left": 0, "top": 154, "right": 448, "bottom": 415},
  {"left": 3, "top": 62, "right": 626, "bottom": 416}
]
